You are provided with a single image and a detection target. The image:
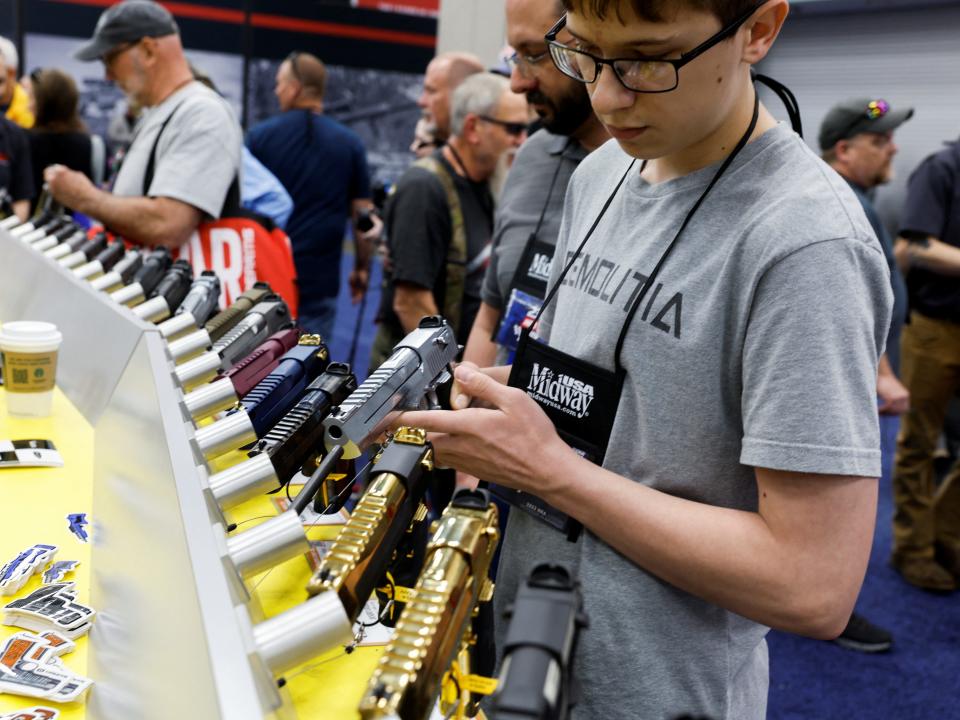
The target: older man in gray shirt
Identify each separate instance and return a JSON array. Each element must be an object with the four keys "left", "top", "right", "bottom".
[
  {"left": 461, "top": 0, "right": 608, "bottom": 368},
  {"left": 45, "top": 1, "right": 241, "bottom": 249}
]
